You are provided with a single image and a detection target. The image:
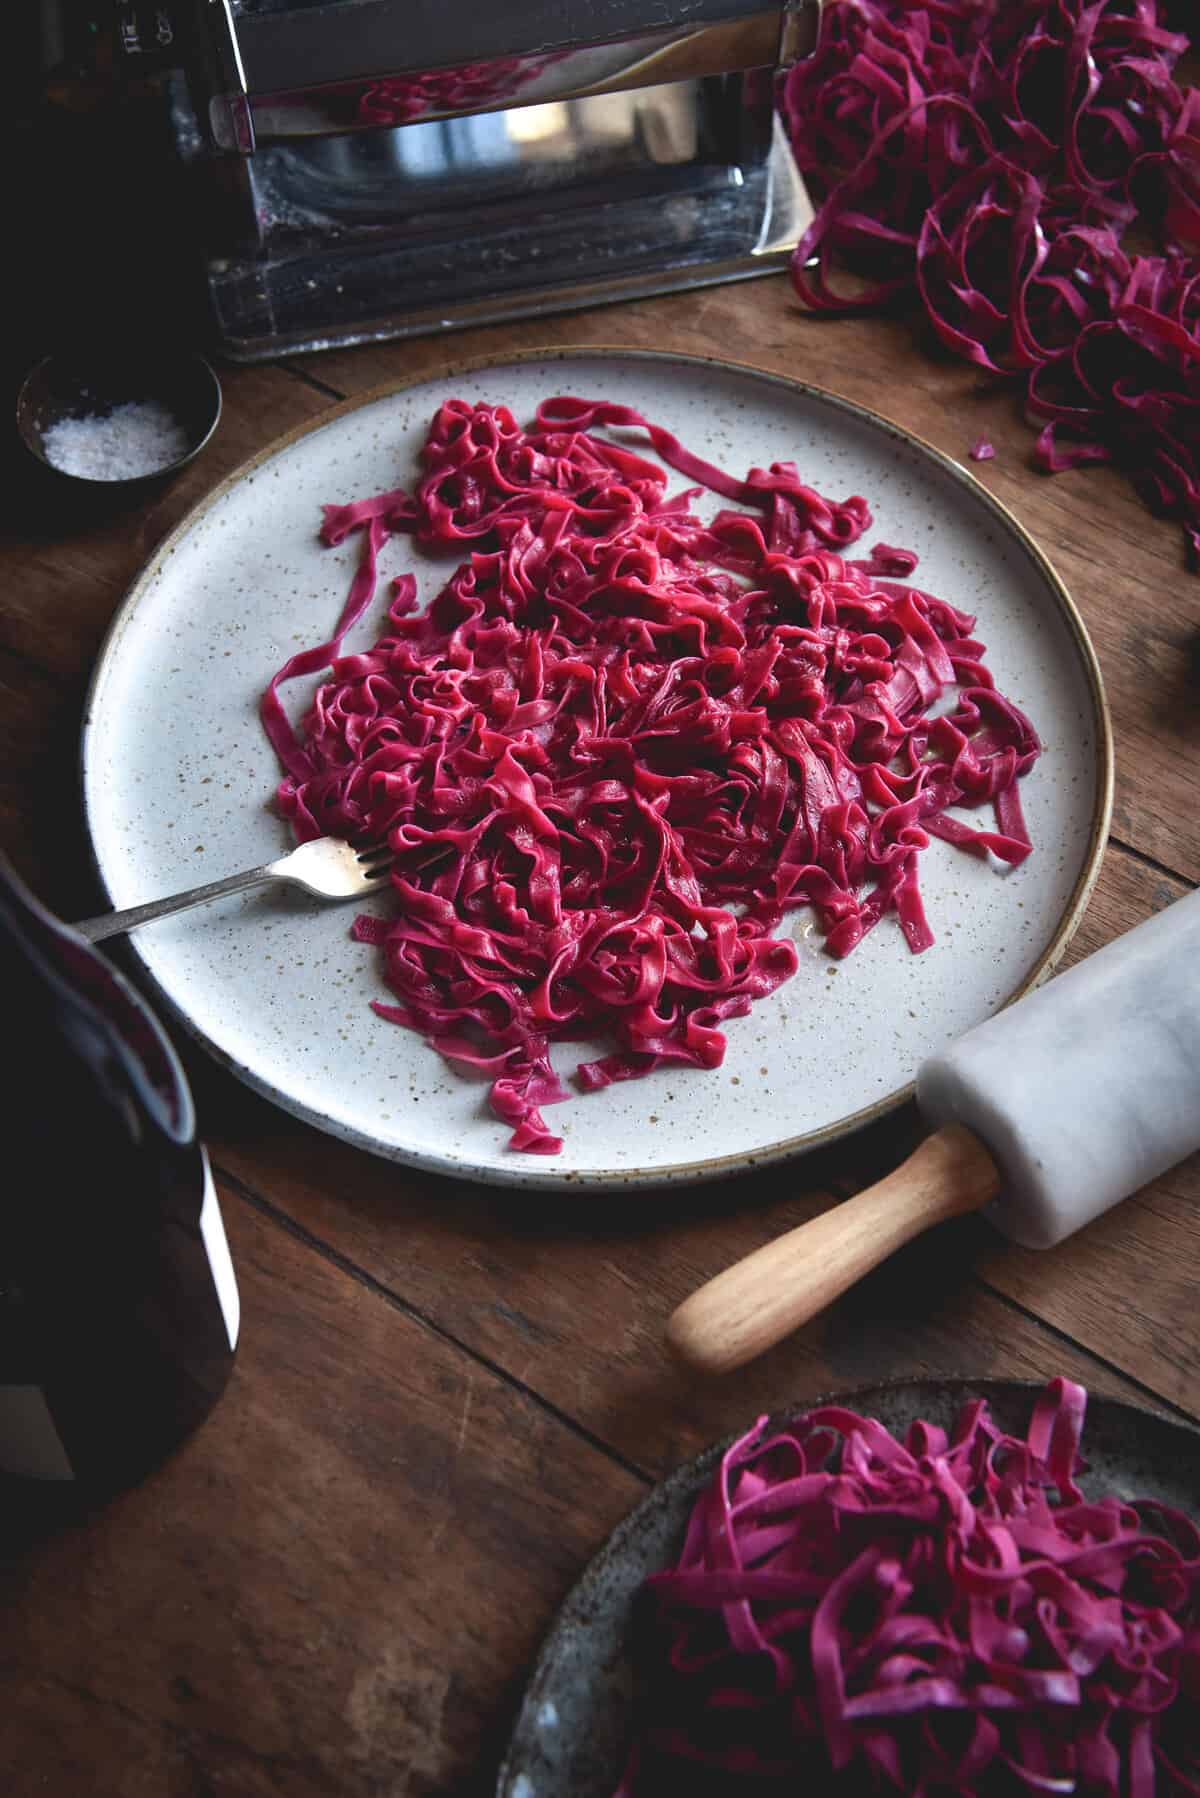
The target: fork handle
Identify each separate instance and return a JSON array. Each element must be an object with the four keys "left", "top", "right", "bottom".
[{"left": 73, "top": 864, "right": 279, "bottom": 943}]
